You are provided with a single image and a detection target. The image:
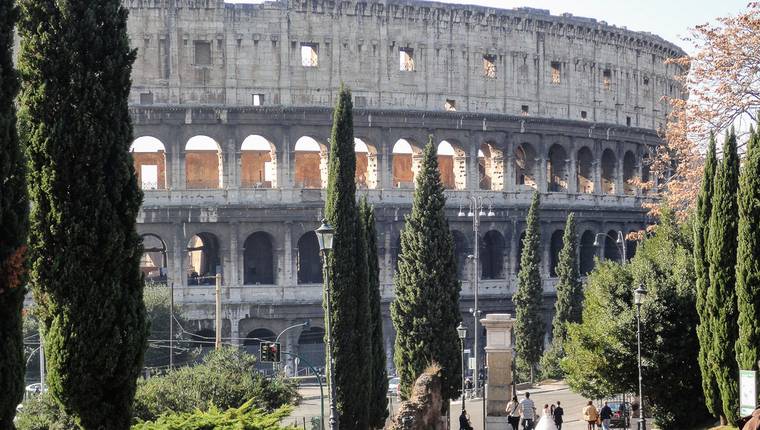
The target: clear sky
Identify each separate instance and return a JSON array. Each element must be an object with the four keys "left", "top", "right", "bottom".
[{"left": 225, "top": 0, "right": 749, "bottom": 53}]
